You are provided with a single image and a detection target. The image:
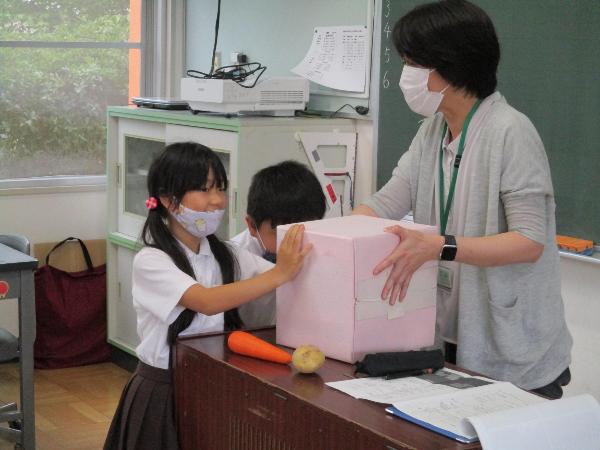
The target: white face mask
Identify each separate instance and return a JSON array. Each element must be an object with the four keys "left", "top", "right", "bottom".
[
  {"left": 170, "top": 204, "right": 225, "bottom": 238},
  {"left": 399, "top": 65, "right": 449, "bottom": 117}
]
